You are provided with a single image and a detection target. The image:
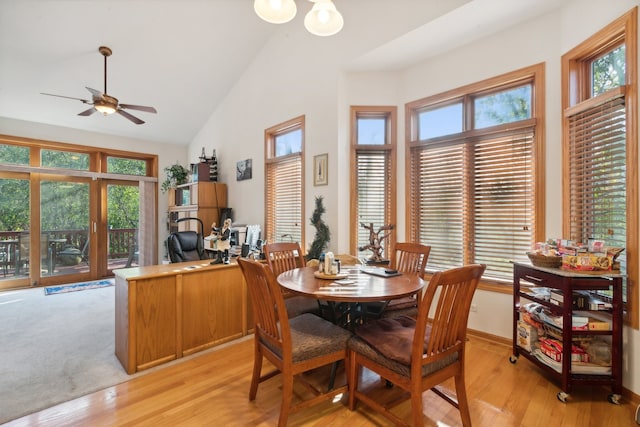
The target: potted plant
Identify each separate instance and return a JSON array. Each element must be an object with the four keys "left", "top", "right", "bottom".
[
  {"left": 161, "top": 163, "right": 190, "bottom": 193},
  {"left": 307, "top": 196, "right": 330, "bottom": 261}
]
